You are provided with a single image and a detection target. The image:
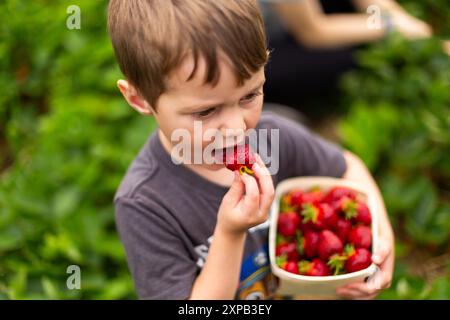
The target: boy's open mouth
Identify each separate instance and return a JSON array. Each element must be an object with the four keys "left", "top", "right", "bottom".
[
  {"left": 211, "top": 136, "right": 247, "bottom": 162},
  {"left": 212, "top": 145, "right": 237, "bottom": 164}
]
